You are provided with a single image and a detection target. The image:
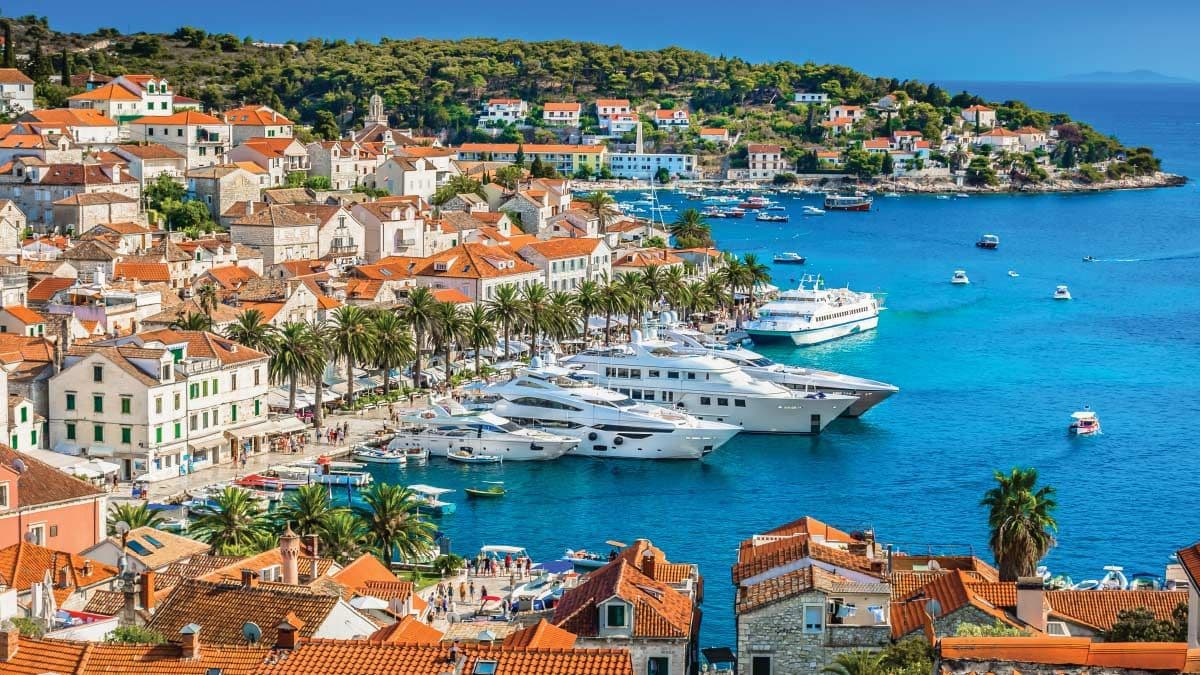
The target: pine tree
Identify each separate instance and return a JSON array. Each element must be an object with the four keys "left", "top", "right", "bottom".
[
  {"left": 60, "top": 49, "right": 71, "bottom": 84},
  {"left": 1, "top": 22, "right": 13, "bottom": 68},
  {"left": 529, "top": 155, "right": 545, "bottom": 177},
  {"left": 514, "top": 142, "right": 525, "bottom": 168},
  {"left": 28, "top": 39, "right": 52, "bottom": 84}
]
